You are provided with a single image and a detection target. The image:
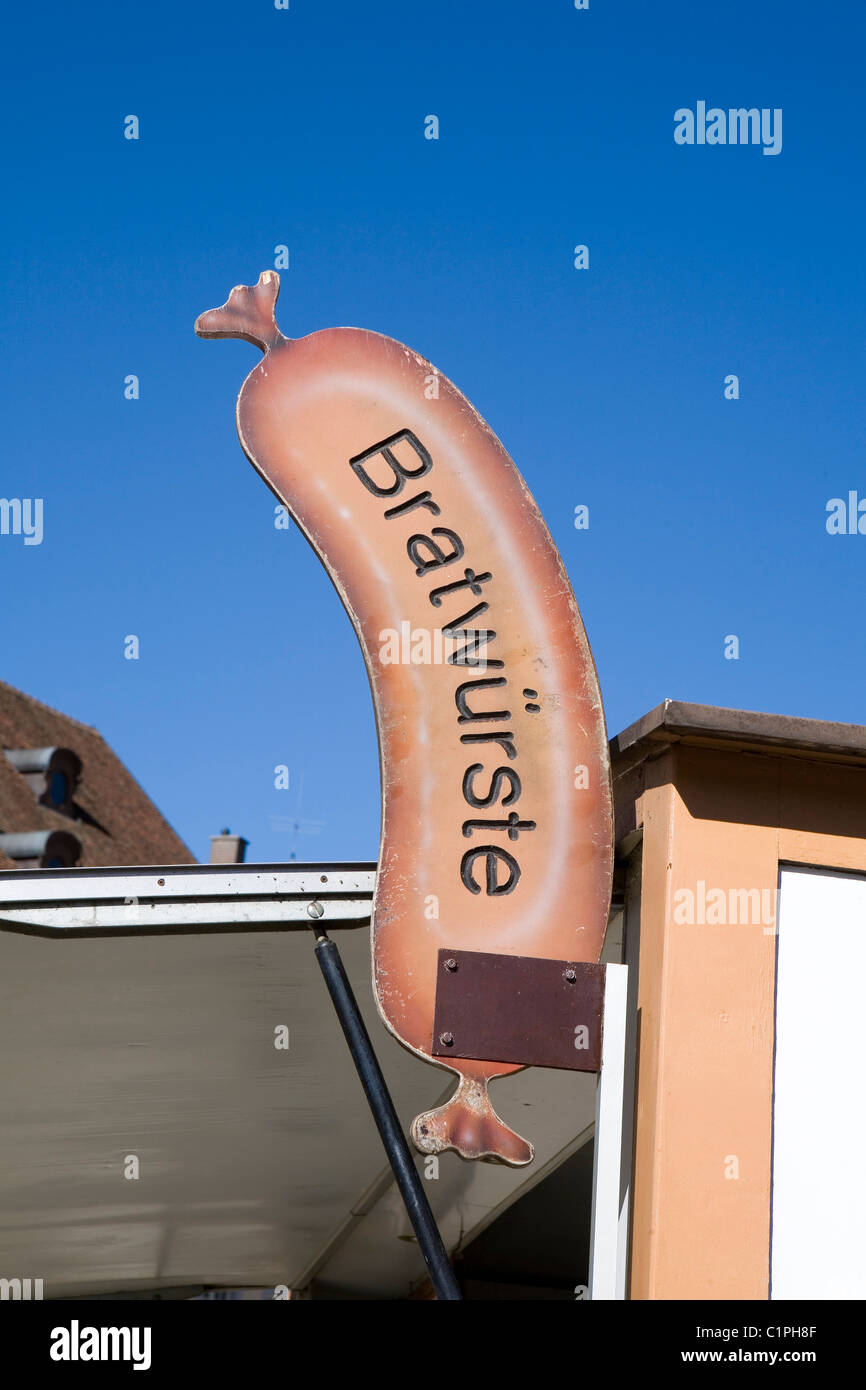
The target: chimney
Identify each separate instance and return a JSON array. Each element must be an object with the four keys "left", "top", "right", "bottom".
[{"left": 209, "top": 828, "right": 248, "bottom": 865}]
